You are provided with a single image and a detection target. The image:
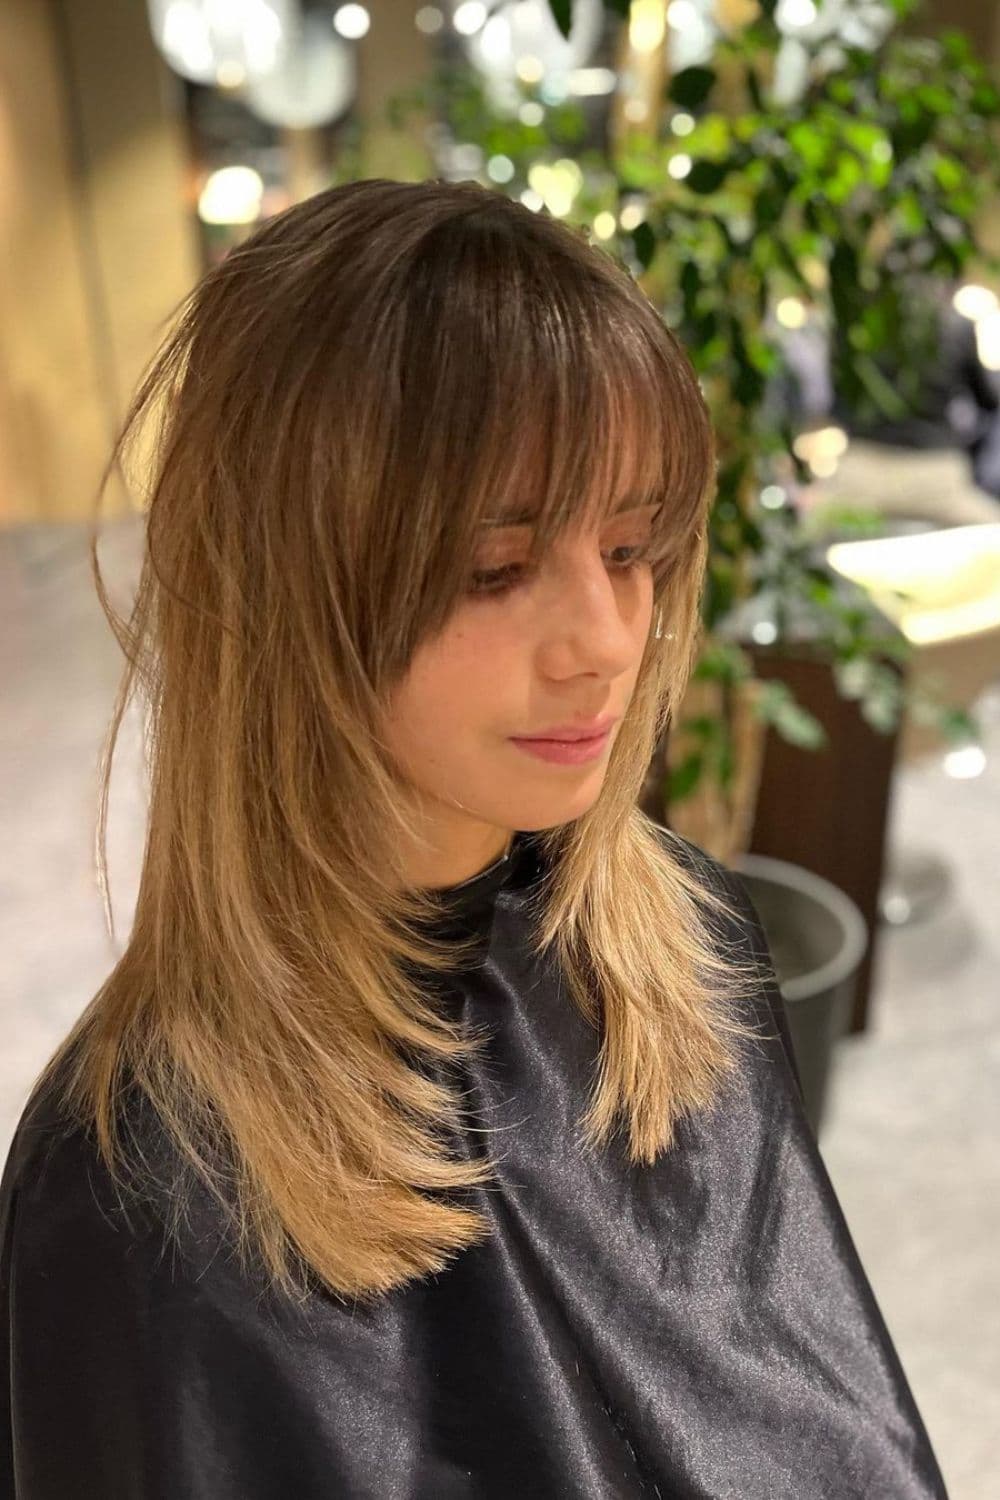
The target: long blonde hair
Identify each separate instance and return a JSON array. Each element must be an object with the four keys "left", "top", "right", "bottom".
[{"left": 30, "top": 178, "right": 763, "bottom": 1305}]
